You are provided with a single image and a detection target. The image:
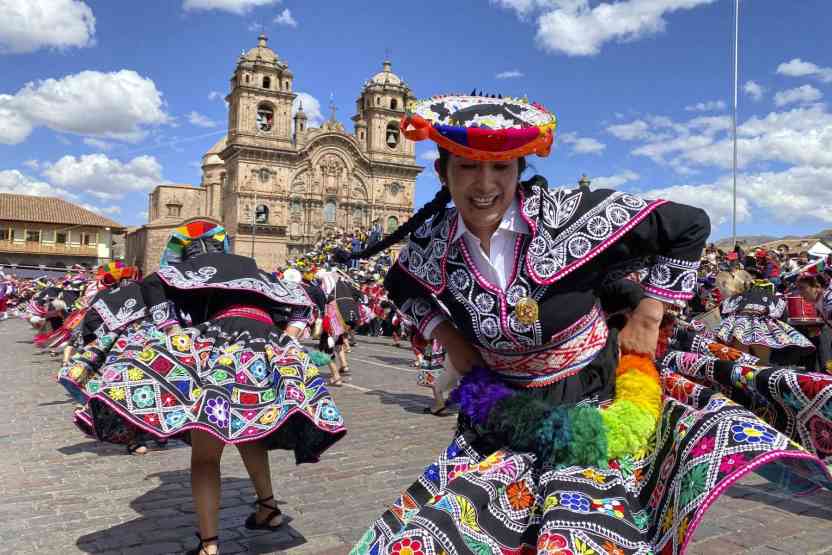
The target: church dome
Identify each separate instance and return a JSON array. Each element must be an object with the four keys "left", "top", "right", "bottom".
[
  {"left": 368, "top": 60, "right": 403, "bottom": 87},
  {"left": 242, "top": 34, "right": 279, "bottom": 65},
  {"left": 202, "top": 135, "right": 227, "bottom": 167}
]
